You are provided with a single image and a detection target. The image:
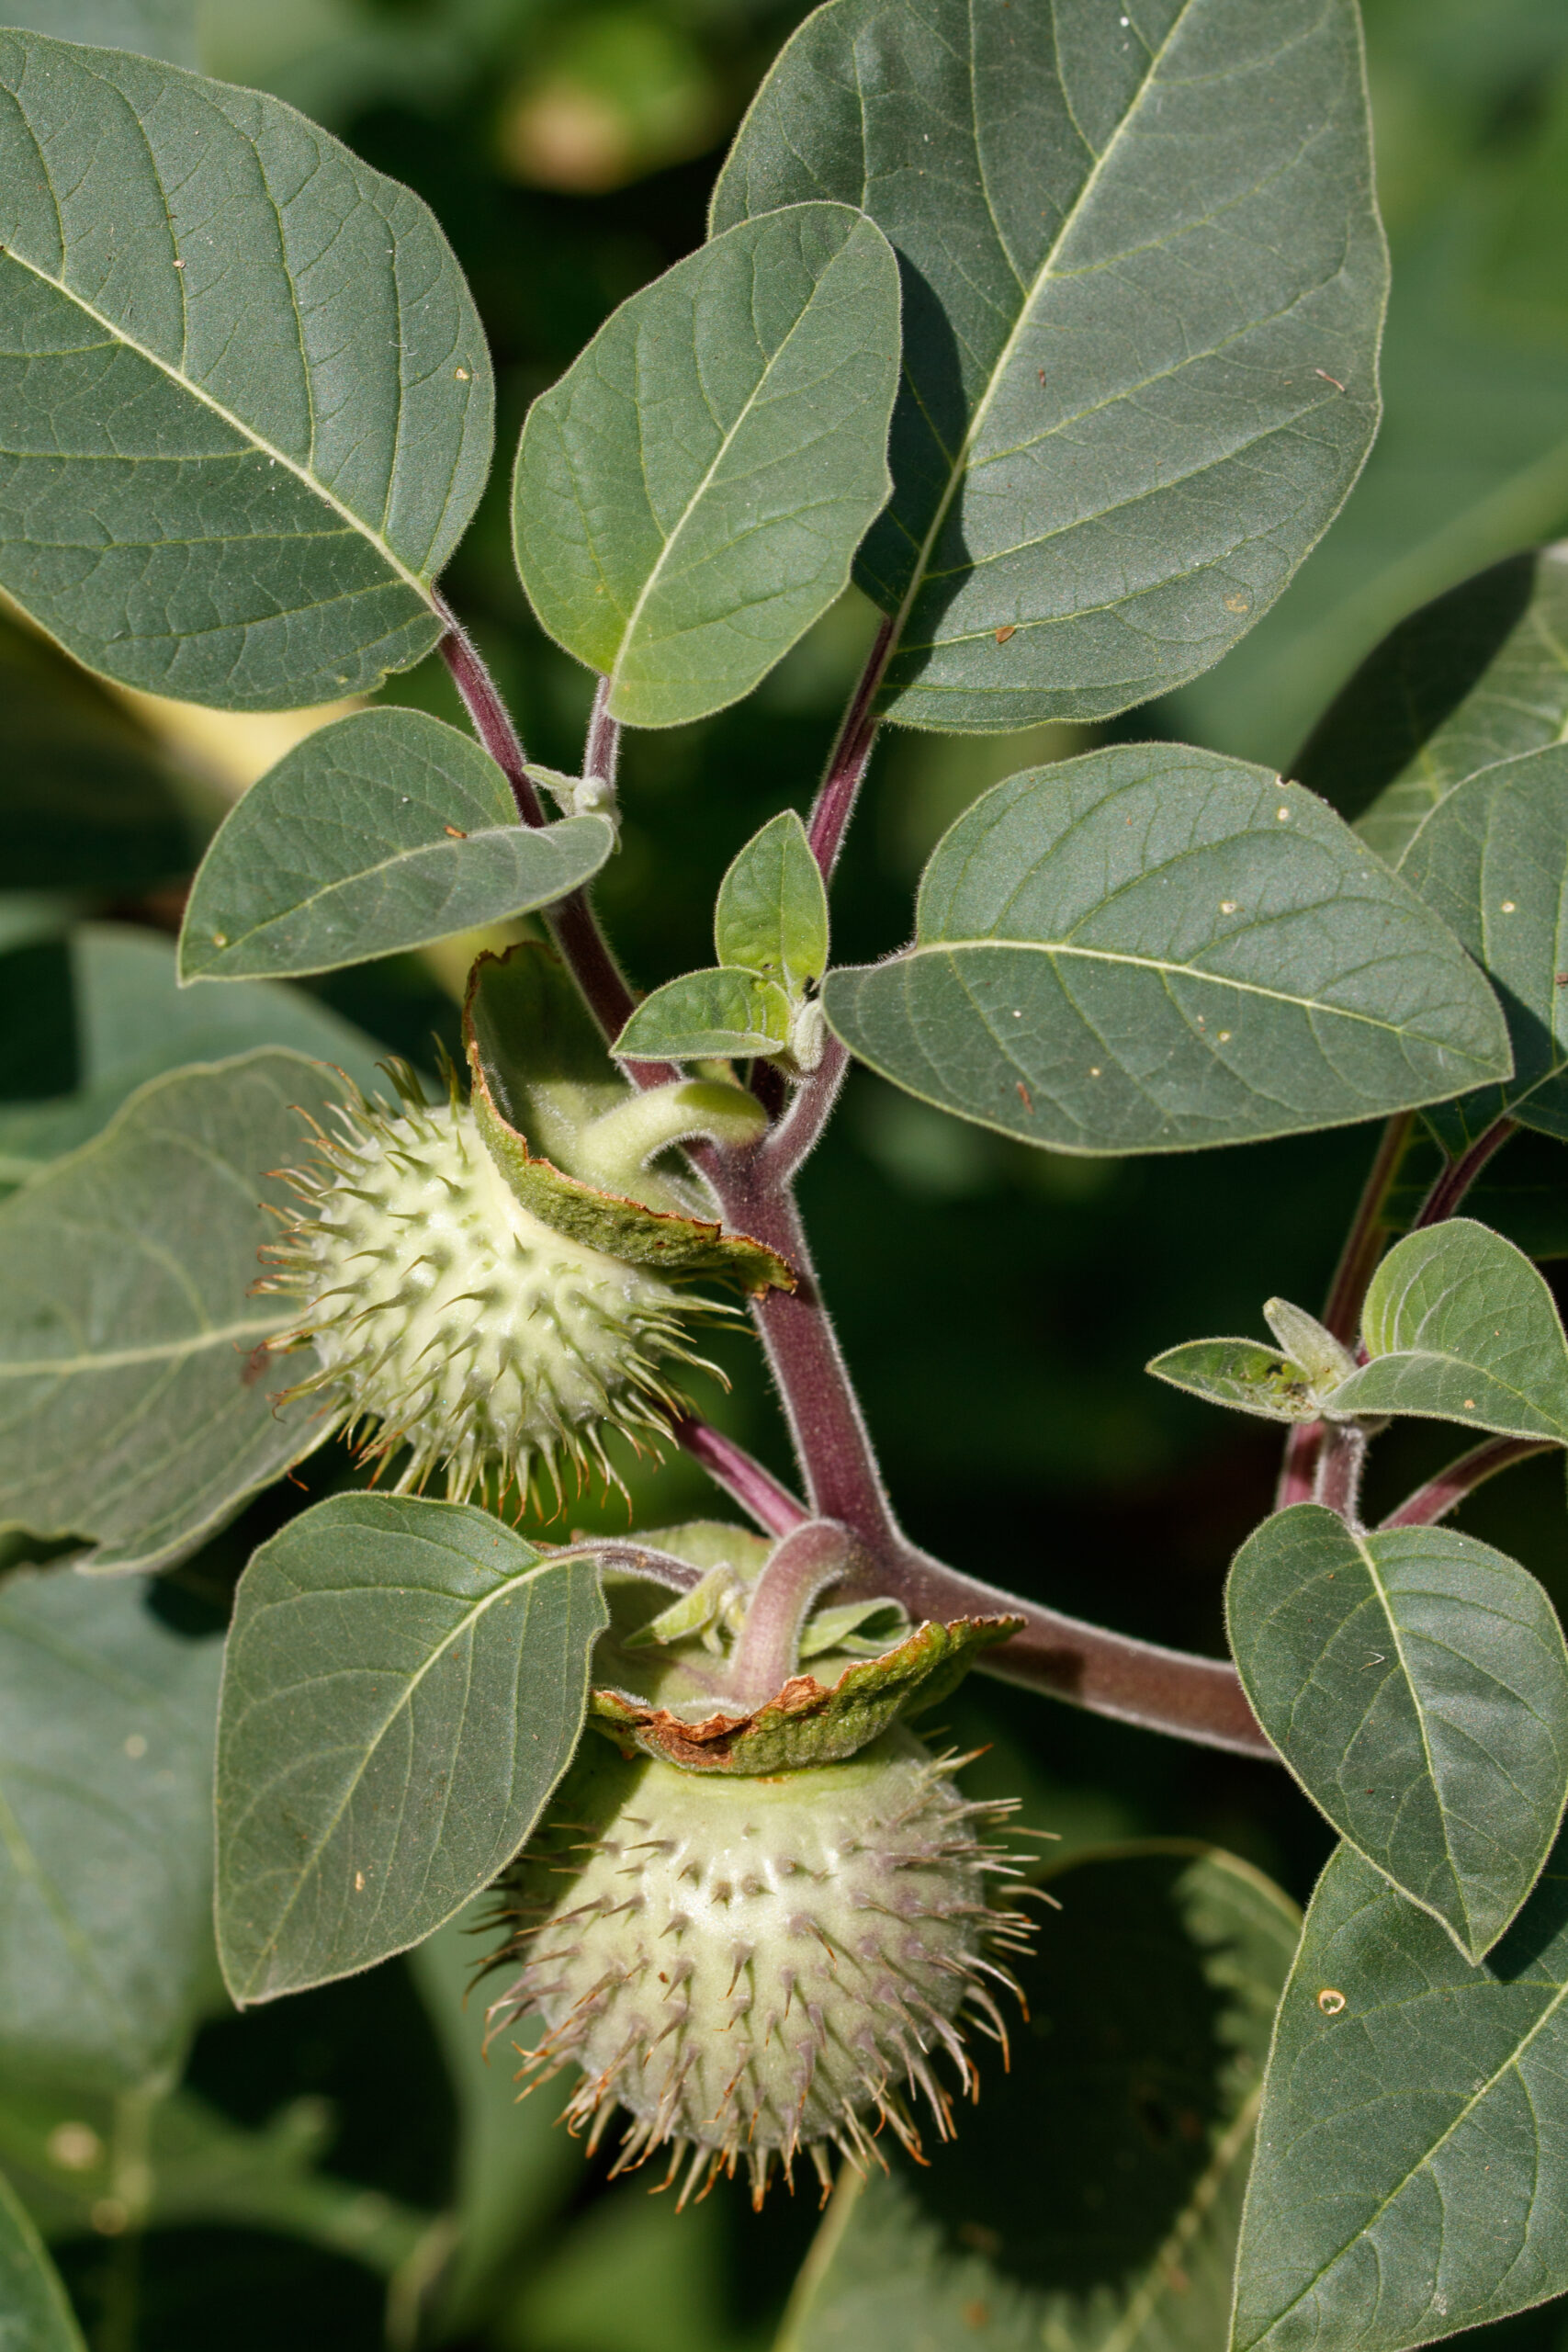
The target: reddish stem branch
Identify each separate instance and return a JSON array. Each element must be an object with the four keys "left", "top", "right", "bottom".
[
  {"left": 1314, "top": 1419, "right": 1368, "bottom": 1527},
  {"left": 1381, "top": 1435, "right": 1553, "bottom": 1530},
  {"left": 807, "top": 617, "right": 893, "bottom": 881},
  {"left": 671, "top": 1417, "right": 808, "bottom": 1538},
  {"left": 1415, "top": 1117, "right": 1517, "bottom": 1228}
]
